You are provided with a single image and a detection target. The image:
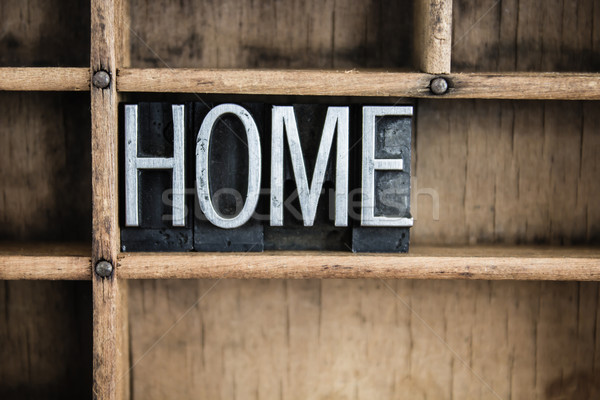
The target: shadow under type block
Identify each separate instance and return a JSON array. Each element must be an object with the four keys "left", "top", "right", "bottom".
[{"left": 119, "top": 101, "right": 413, "bottom": 253}]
